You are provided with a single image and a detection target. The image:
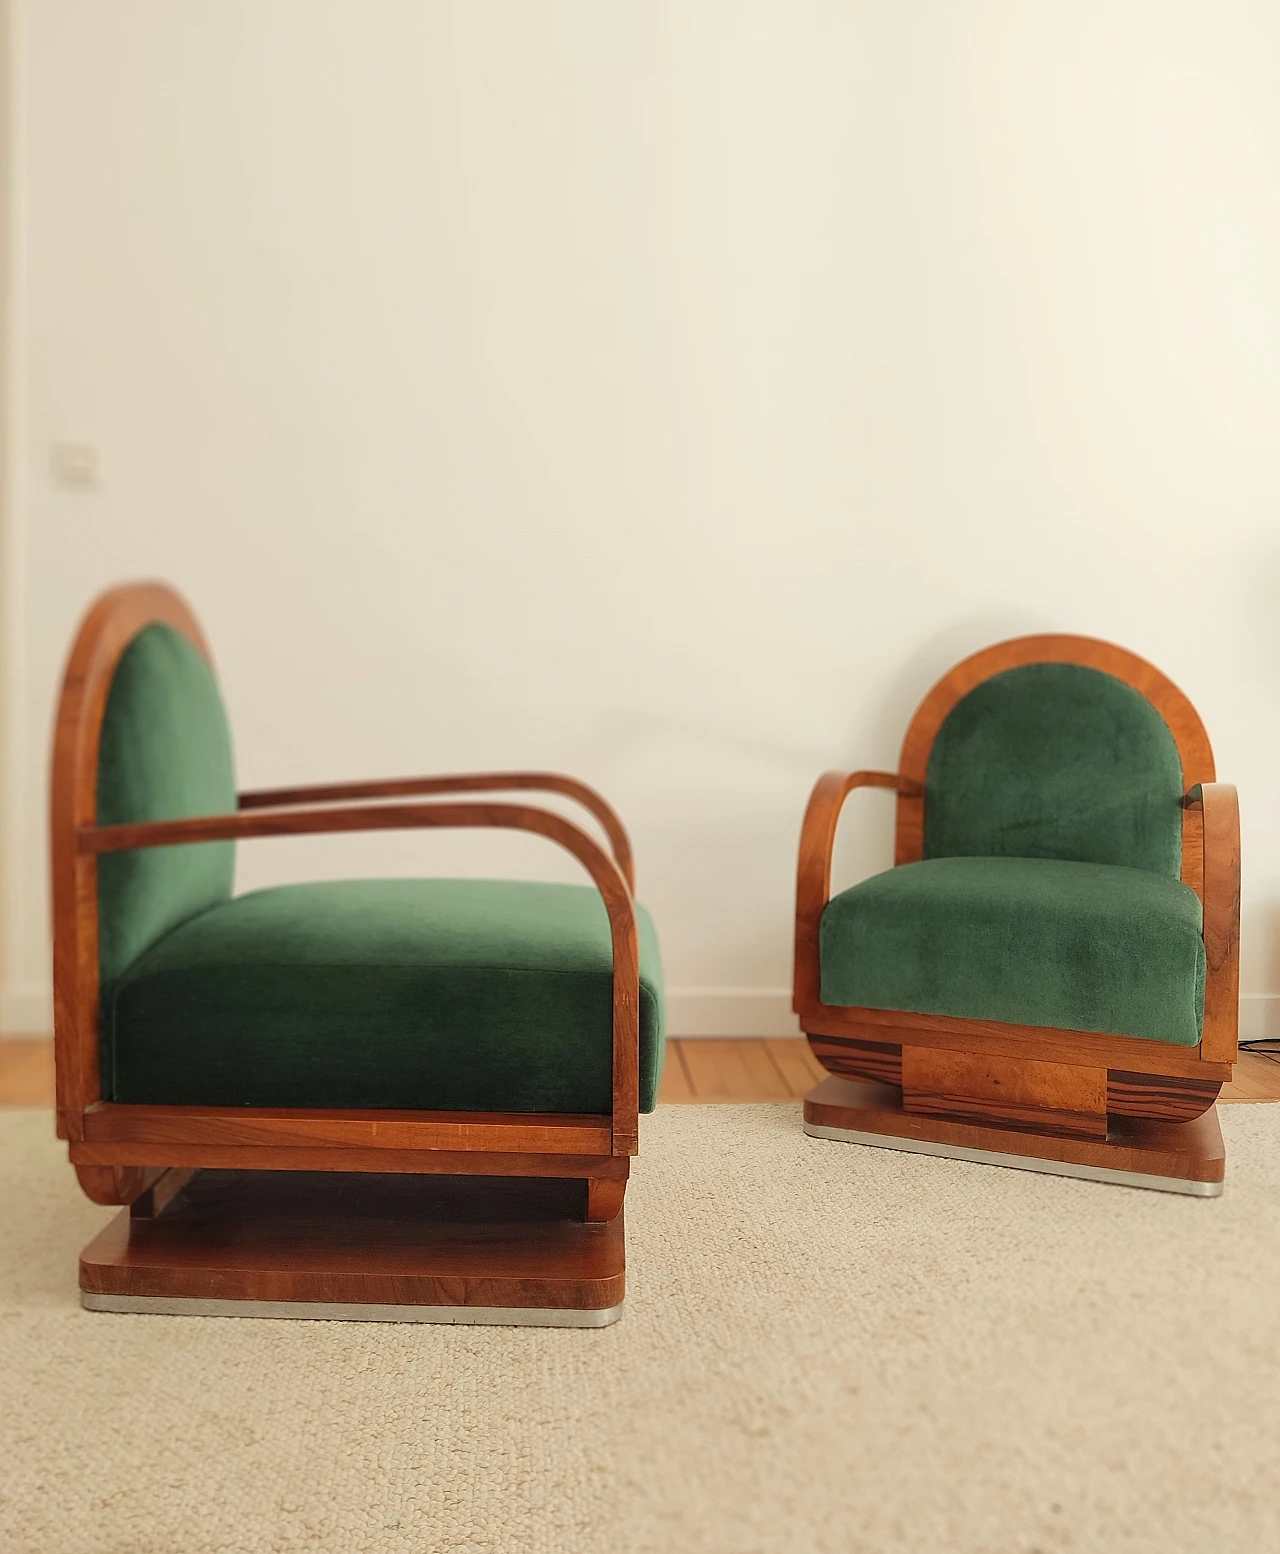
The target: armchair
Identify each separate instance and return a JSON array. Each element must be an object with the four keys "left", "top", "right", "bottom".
[
  {"left": 52, "top": 583, "right": 664, "bottom": 1323},
  {"left": 794, "top": 634, "right": 1239, "bottom": 1194}
]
